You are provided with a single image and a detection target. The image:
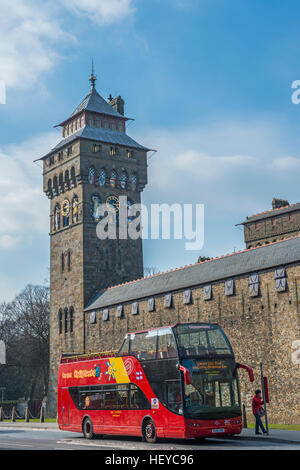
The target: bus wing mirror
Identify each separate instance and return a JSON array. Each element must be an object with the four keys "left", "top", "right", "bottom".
[
  {"left": 237, "top": 363, "right": 254, "bottom": 382},
  {"left": 178, "top": 365, "right": 191, "bottom": 385}
]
